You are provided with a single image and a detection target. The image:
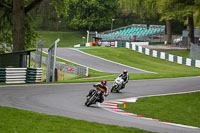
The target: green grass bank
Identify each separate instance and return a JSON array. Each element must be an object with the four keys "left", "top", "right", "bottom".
[
  {"left": 118, "top": 92, "right": 200, "bottom": 128},
  {"left": 80, "top": 47, "right": 200, "bottom": 81},
  {"left": 35, "top": 47, "right": 200, "bottom": 83},
  {"left": 0, "top": 106, "right": 153, "bottom": 133},
  {"left": 166, "top": 49, "right": 190, "bottom": 58},
  {"left": 36, "top": 31, "right": 86, "bottom": 48}
]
